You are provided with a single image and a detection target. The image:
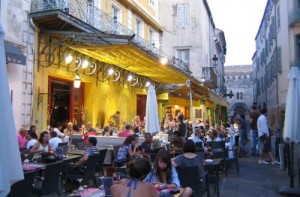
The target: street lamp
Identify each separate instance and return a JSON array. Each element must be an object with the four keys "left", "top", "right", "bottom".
[{"left": 212, "top": 54, "right": 218, "bottom": 67}]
